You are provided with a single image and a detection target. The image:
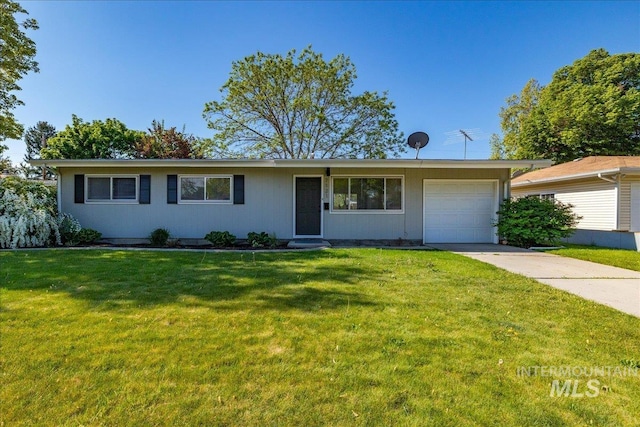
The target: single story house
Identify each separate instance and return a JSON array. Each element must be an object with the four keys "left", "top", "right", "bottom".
[
  {"left": 511, "top": 156, "right": 640, "bottom": 251},
  {"left": 32, "top": 158, "right": 550, "bottom": 245}
]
